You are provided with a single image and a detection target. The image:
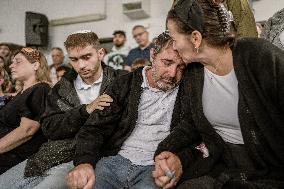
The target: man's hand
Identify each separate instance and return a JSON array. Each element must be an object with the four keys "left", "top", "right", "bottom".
[
  {"left": 66, "top": 163, "right": 95, "bottom": 189},
  {"left": 86, "top": 94, "right": 113, "bottom": 114},
  {"left": 152, "top": 151, "right": 183, "bottom": 189}
]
